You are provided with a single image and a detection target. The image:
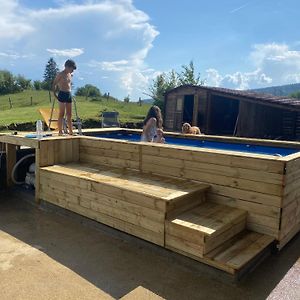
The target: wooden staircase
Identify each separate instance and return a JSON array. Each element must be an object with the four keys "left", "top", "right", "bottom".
[
  {"left": 40, "top": 162, "right": 275, "bottom": 276},
  {"left": 165, "top": 201, "right": 275, "bottom": 275}
]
